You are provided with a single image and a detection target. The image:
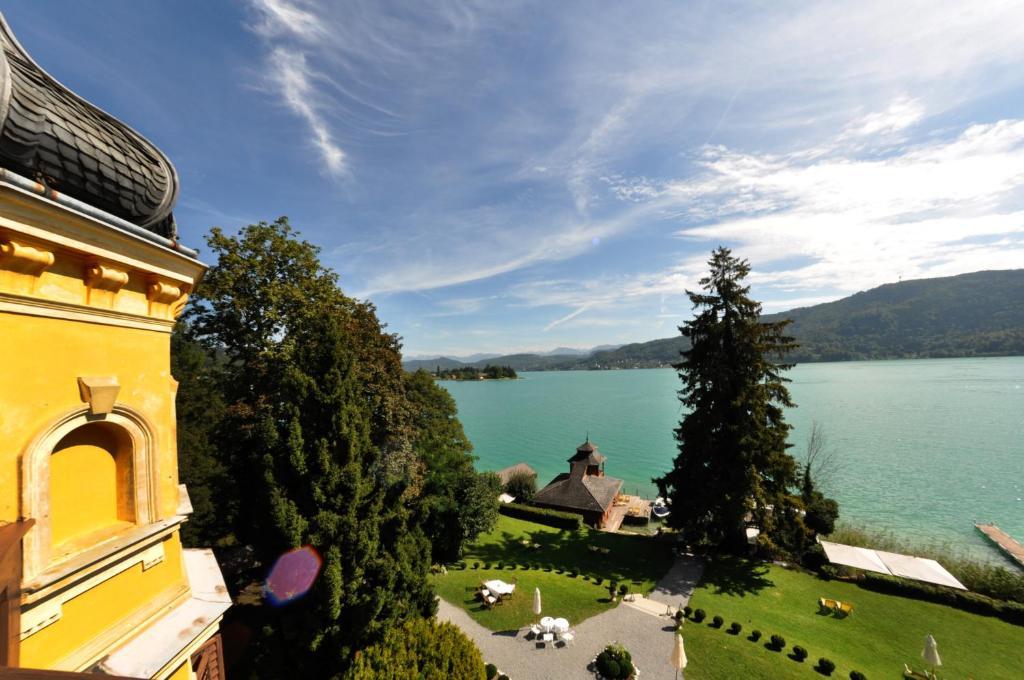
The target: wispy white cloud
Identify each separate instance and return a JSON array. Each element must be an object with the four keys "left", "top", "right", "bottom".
[
  {"left": 841, "top": 96, "right": 925, "bottom": 139},
  {"left": 250, "top": 0, "right": 327, "bottom": 42},
  {"left": 267, "top": 48, "right": 348, "bottom": 175}
]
